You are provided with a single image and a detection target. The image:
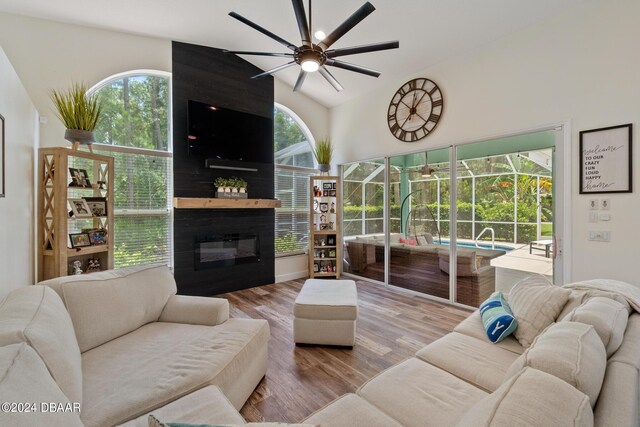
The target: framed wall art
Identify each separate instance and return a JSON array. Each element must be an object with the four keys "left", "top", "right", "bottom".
[{"left": 579, "top": 123, "right": 632, "bottom": 194}]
